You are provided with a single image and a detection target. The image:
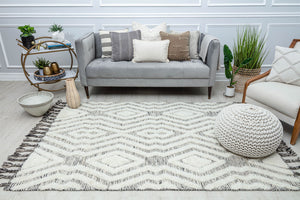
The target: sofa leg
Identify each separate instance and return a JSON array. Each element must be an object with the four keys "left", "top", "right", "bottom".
[
  {"left": 290, "top": 108, "right": 300, "bottom": 145},
  {"left": 84, "top": 86, "right": 90, "bottom": 99},
  {"left": 208, "top": 87, "right": 212, "bottom": 99}
]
